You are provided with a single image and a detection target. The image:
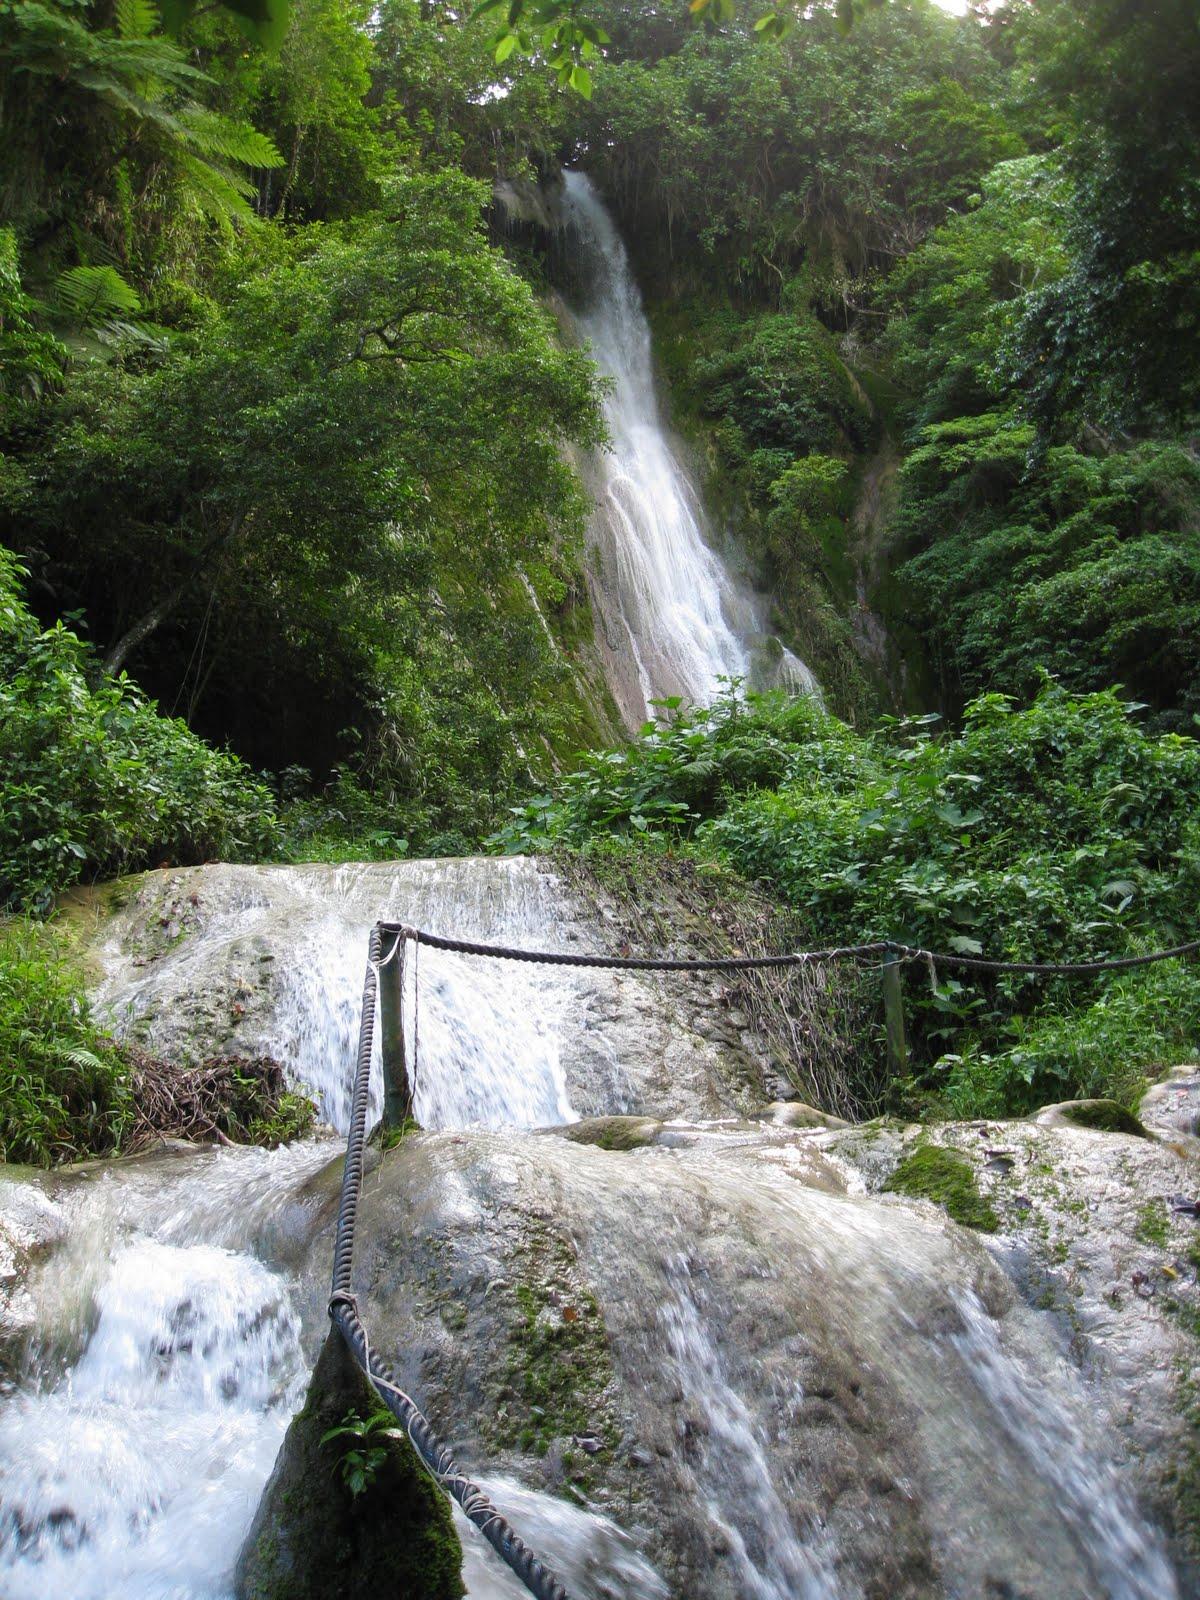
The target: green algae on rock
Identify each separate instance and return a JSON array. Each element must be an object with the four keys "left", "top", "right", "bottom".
[
  {"left": 884, "top": 1143, "right": 1000, "bottom": 1233},
  {"left": 1040, "top": 1098, "right": 1151, "bottom": 1139}
]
